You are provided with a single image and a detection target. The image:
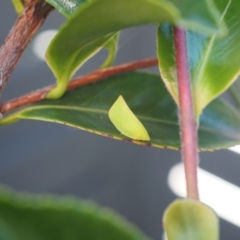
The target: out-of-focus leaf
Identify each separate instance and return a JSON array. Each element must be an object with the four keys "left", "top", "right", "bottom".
[
  {"left": 109, "top": 95, "right": 150, "bottom": 141},
  {"left": 2, "top": 72, "right": 240, "bottom": 151},
  {"left": 46, "top": 0, "right": 221, "bottom": 34},
  {"left": 46, "top": 0, "right": 222, "bottom": 99},
  {"left": 46, "top": 0, "right": 88, "bottom": 17},
  {"left": 163, "top": 199, "right": 219, "bottom": 240},
  {"left": 158, "top": 0, "right": 240, "bottom": 117},
  {"left": 0, "top": 186, "right": 150, "bottom": 240},
  {"left": 11, "top": 0, "right": 24, "bottom": 15}
]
